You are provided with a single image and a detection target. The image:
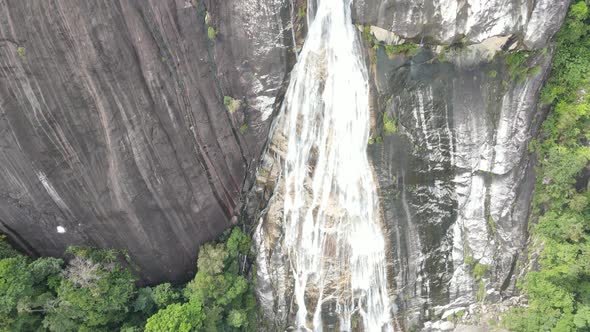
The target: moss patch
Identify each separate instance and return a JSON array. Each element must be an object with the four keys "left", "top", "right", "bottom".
[
  {"left": 16, "top": 47, "right": 25, "bottom": 59},
  {"left": 223, "top": 96, "right": 241, "bottom": 114},
  {"left": 207, "top": 26, "right": 217, "bottom": 40},
  {"left": 383, "top": 113, "right": 397, "bottom": 135}
]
